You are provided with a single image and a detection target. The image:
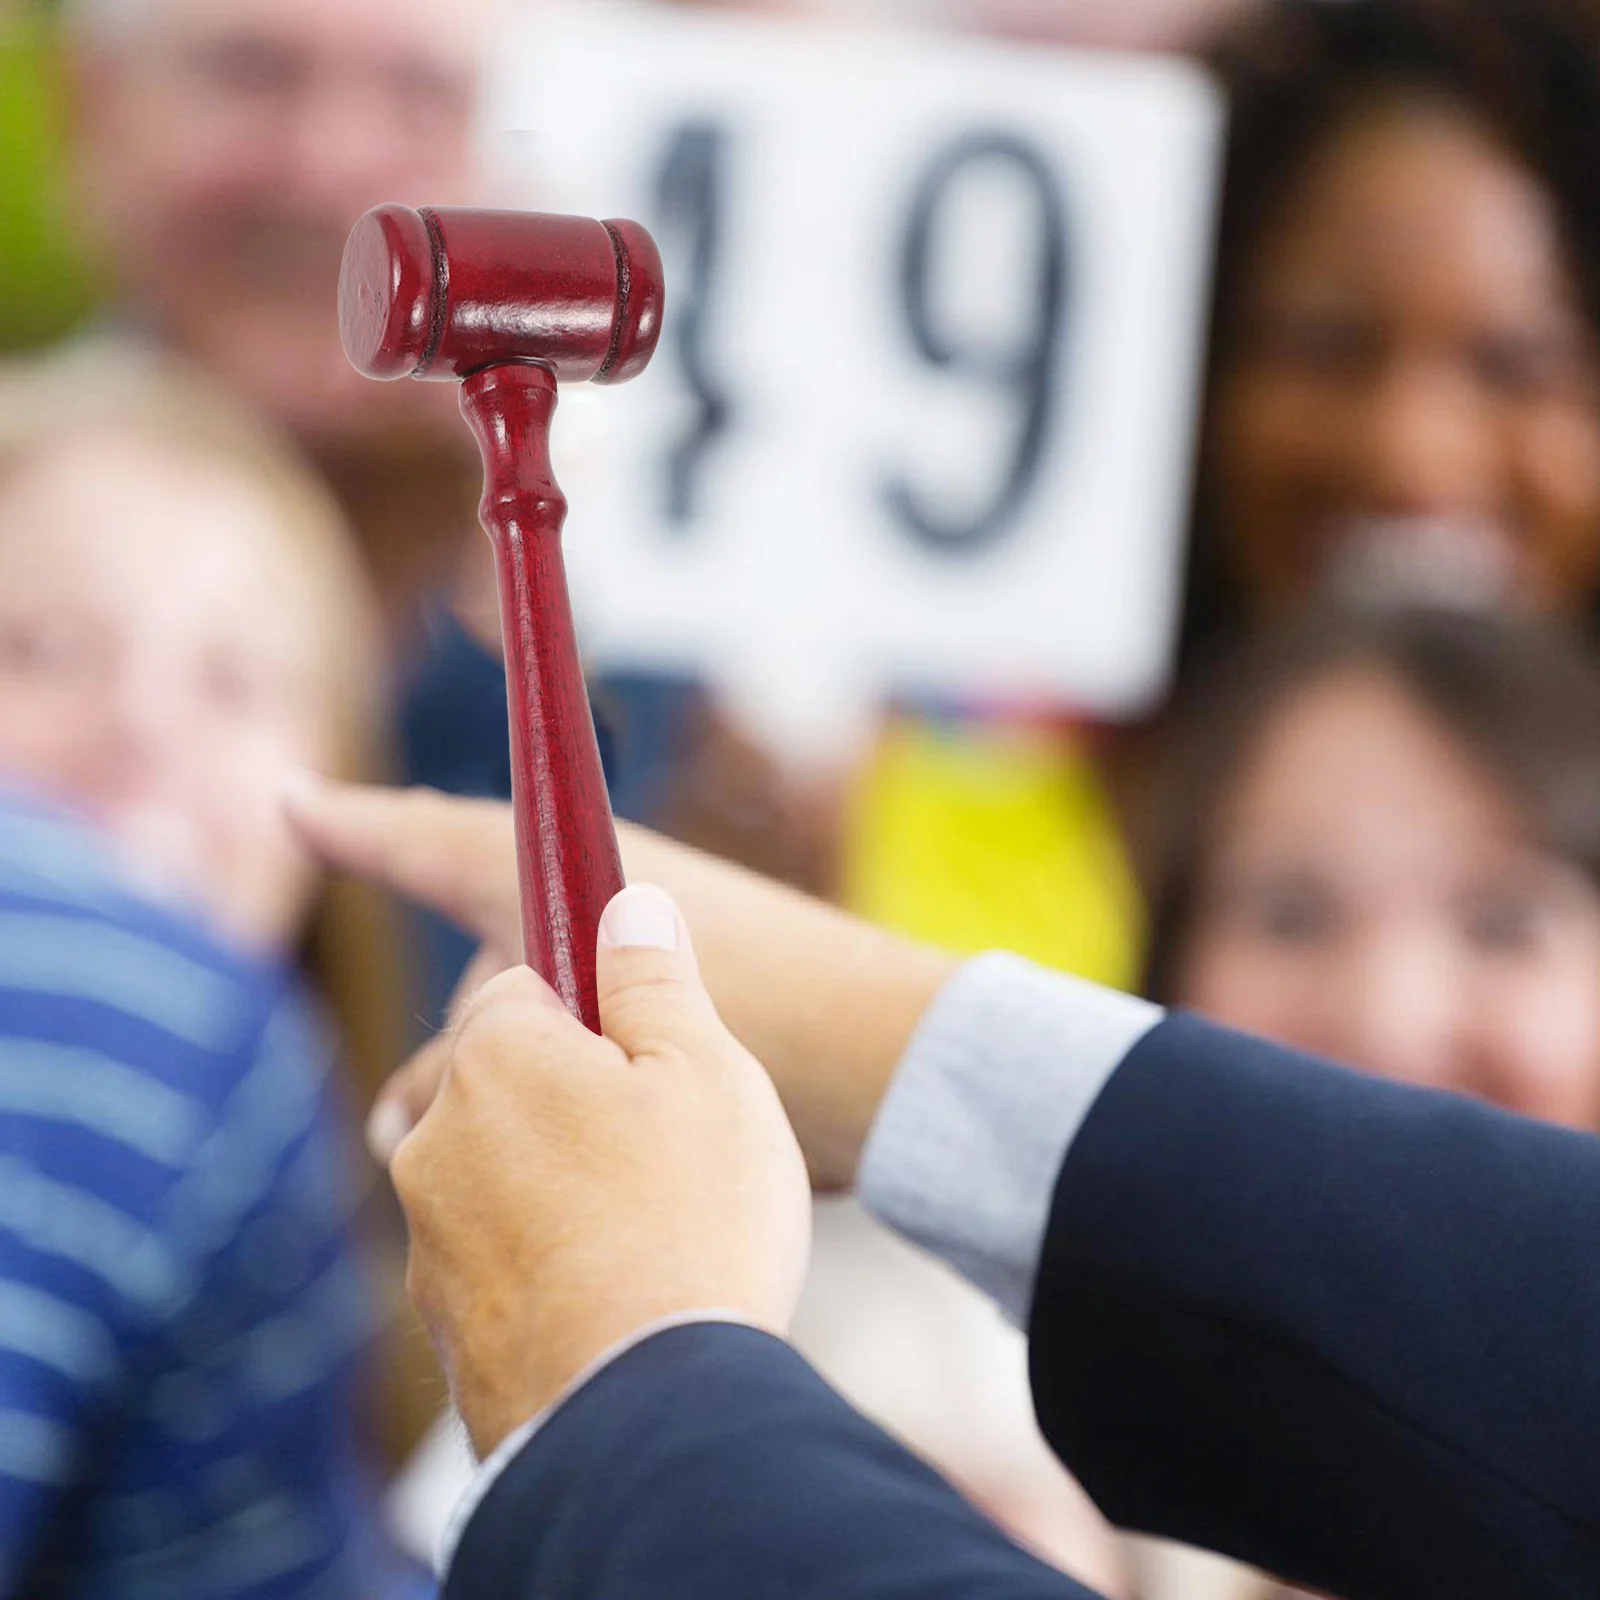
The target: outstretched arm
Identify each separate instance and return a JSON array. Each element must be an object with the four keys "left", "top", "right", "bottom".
[
  {"left": 1031, "top": 1011, "right": 1600, "bottom": 1600},
  {"left": 290, "top": 780, "right": 1600, "bottom": 1599},
  {"left": 286, "top": 778, "right": 953, "bottom": 1189}
]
